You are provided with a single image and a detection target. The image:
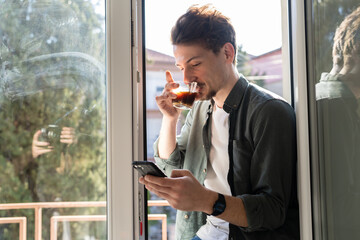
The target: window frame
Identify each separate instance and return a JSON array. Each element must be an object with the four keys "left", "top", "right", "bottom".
[
  {"left": 126, "top": 0, "right": 316, "bottom": 239},
  {"left": 106, "top": 0, "right": 135, "bottom": 239},
  {"left": 289, "top": 0, "right": 314, "bottom": 239}
]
